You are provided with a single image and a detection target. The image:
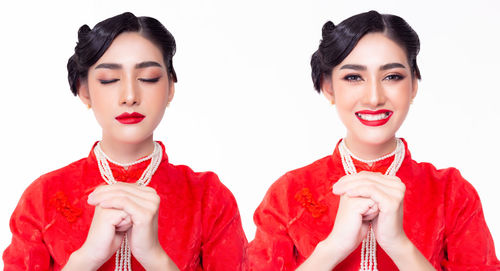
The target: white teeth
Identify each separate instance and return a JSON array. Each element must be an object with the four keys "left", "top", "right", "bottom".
[{"left": 356, "top": 112, "right": 390, "bottom": 121}]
